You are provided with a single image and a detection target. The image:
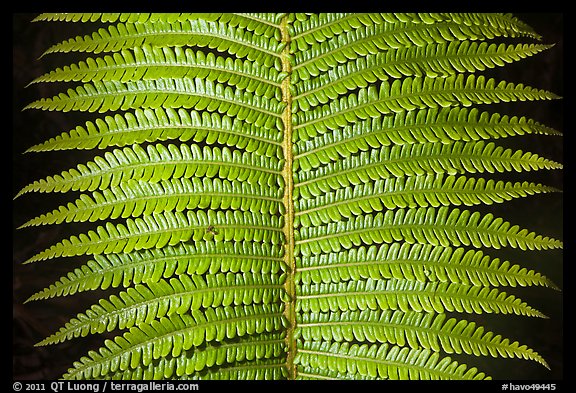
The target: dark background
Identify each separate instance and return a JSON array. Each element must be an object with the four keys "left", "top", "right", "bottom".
[{"left": 12, "top": 13, "right": 564, "bottom": 381}]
